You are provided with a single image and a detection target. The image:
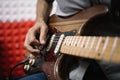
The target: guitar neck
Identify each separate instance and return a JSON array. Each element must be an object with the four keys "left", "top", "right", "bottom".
[{"left": 60, "top": 36, "right": 120, "bottom": 63}]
